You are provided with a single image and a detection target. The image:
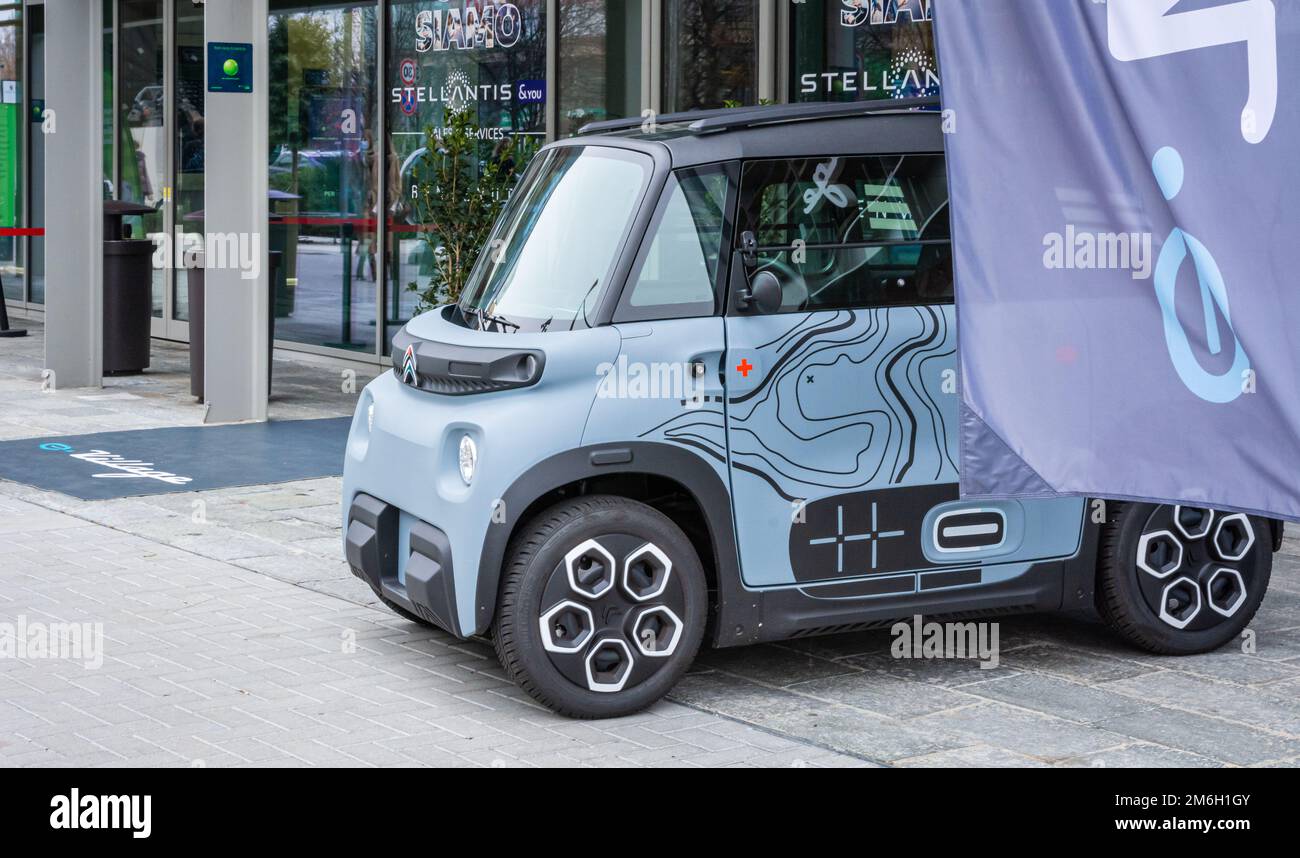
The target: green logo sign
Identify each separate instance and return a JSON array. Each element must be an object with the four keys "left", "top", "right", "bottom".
[{"left": 208, "top": 42, "right": 253, "bottom": 93}]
